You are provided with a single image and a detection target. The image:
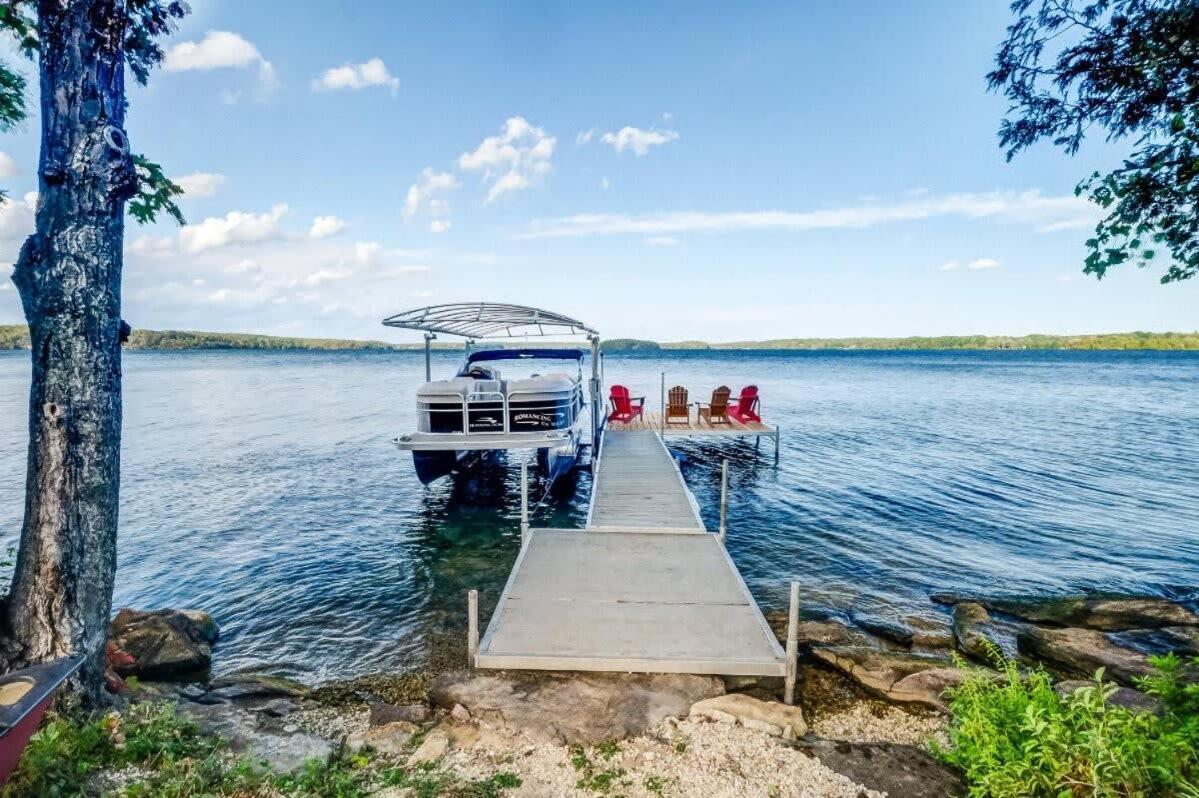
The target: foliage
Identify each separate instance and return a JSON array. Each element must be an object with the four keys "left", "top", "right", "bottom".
[
  {"left": 3, "top": 701, "right": 524, "bottom": 798},
  {"left": 0, "top": 1, "right": 188, "bottom": 226},
  {"left": 989, "top": 0, "right": 1199, "bottom": 283},
  {"left": 935, "top": 654, "right": 1199, "bottom": 797}
]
